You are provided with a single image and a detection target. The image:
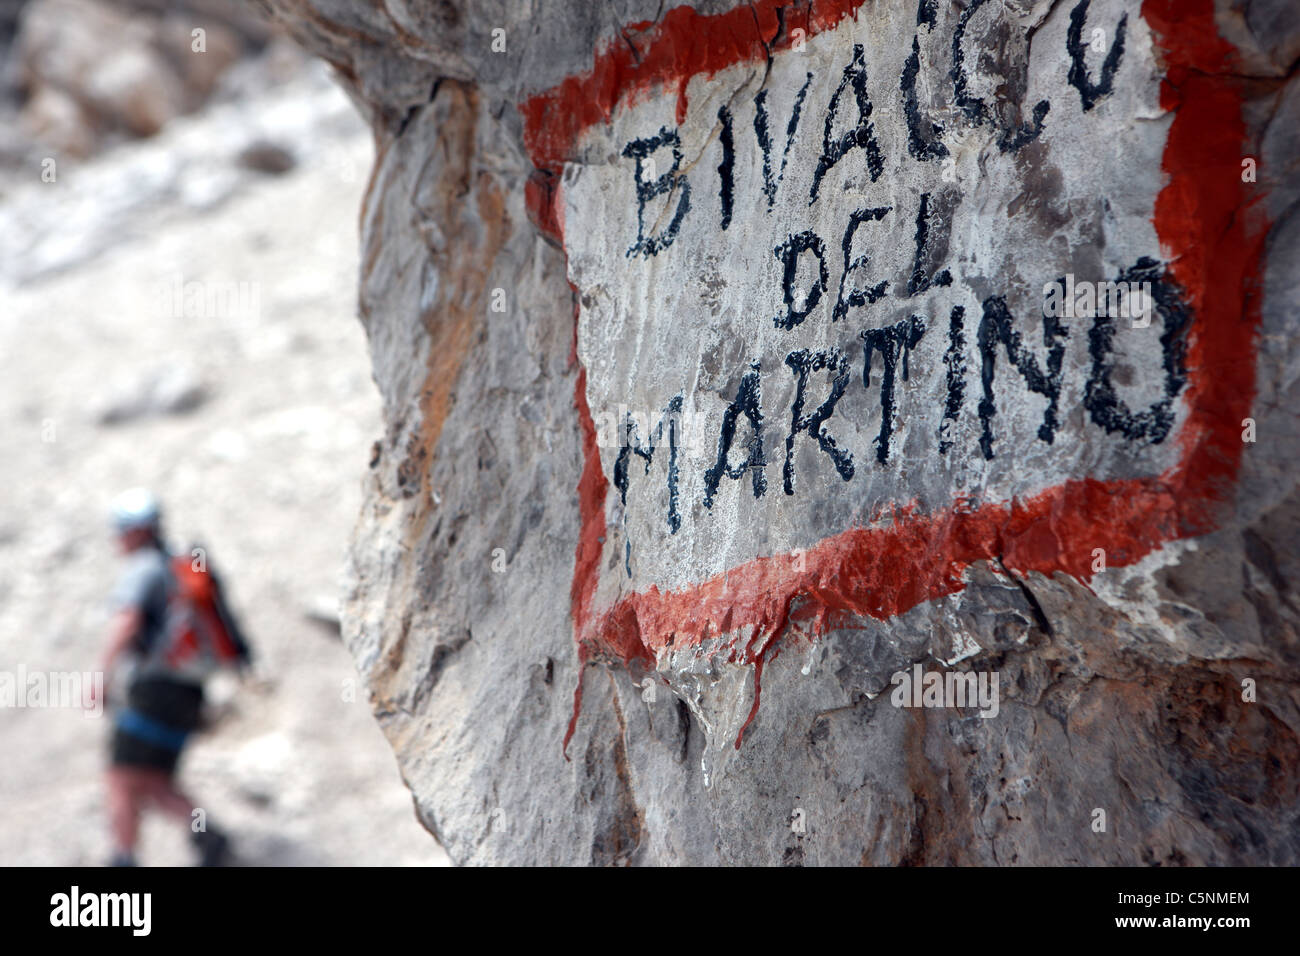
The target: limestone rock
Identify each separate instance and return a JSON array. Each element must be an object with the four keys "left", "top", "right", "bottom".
[
  {"left": 94, "top": 363, "right": 208, "bottom": 425},
  {"left": 260, "top": 0, "right": 1300, "bottom": 865},
  {"left": 10, "top": 0, "right": 257, "bottom": 154}
]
